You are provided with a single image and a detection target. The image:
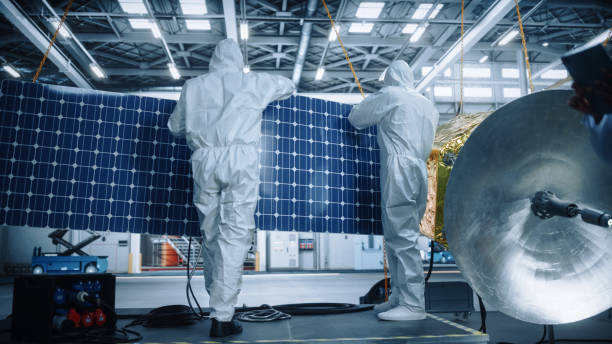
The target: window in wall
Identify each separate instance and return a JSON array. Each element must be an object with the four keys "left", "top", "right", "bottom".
[
  {"left": 434, "top": 86, "right": 453, "bottom": 97},
  {"left": 463, "top": 67, "right": 491, "bottom": 78},
  {"left": 465, "top": 87, "right": 492, "bottom": 98},
  {"left": 503, "top": 88, "right": 521, "bottom": 98},
  {"left": 502, "top": 68, "right": 519, "bottom": 78},
  {"left": 422, "top": 67, "right": 451, "bottom": 77},
  {"left": 540, "top": 69, "right": 568, "bottom": 79}
]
